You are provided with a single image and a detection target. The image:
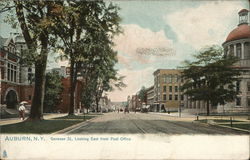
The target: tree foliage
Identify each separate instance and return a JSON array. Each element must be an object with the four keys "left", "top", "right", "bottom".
[
  {"left": 49, "top": 1, "right": 124, "bottom": 114},
  {"left": 138, "top": 86, "right": 147, "bottom": 103},
  {"left": 180, "top": 45, "right": 242, "bottom": 115},
  {"left": 0, "top": 1, "right": 63, "bottom": 120},
  {"left": 43, "top": 71, "right": 63, "bottom": 113},
  {"left": 1, "top": 1, "right": 125, "bottom": 116}
]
